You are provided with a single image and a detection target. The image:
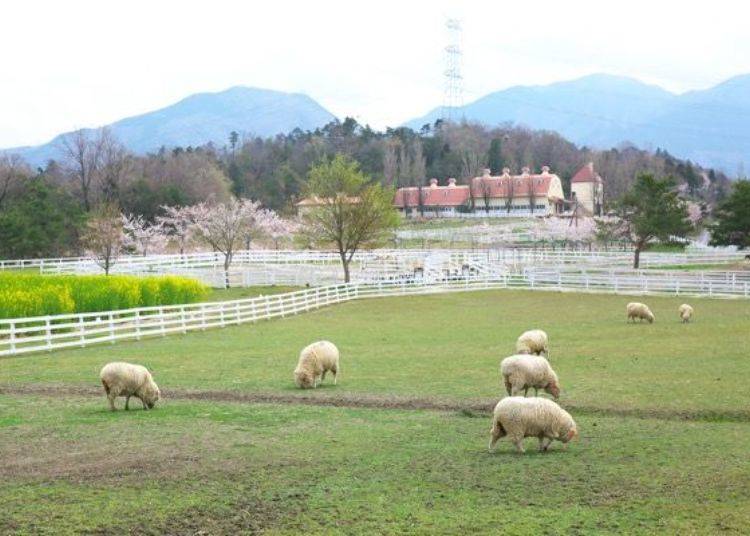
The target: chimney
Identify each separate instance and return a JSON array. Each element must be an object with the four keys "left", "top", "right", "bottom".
[
  {"left": 502, "top": 167, "right": 511, "bottom": 177},
  {"left": 521, "top": 166, "right": 530, "bottom": 175},
  {"left": 482, "top": 168, "right": 491, "bottom": 178},
  {"left": 429, "top": 178, "right": 438, "bottom": 188},
  {"left": 541, "top": 166, "right": 550, "bottom": 174},
  {"left": 448, "top": 178, "right": 457, "bottom": 187}
]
